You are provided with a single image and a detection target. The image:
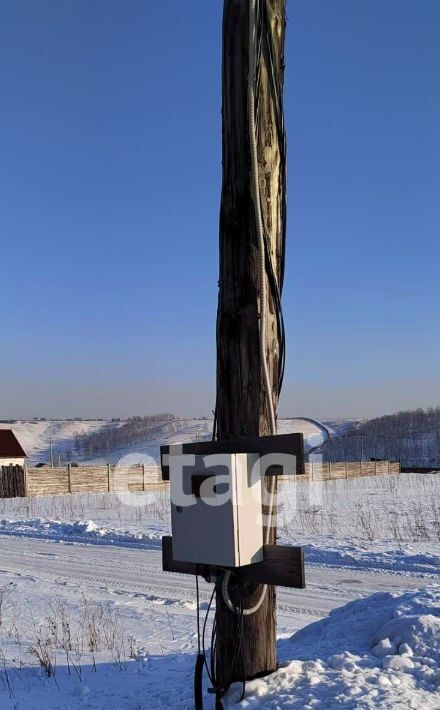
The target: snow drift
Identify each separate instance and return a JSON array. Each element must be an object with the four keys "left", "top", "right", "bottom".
[{"left": 227, "top": 586, "right": 440, "bottom": 708}]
